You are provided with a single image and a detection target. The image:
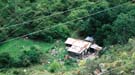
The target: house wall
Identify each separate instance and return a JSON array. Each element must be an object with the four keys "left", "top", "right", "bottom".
[
  {"left": 68, "top": 49, "right": 88, "bottom": 59},
  {"left": 67, "top": 48, "right": 99, "bottom": 59}
]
